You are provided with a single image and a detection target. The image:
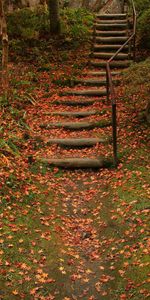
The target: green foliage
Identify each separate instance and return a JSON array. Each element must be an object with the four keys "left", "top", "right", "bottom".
[
  {"left": 122, "top": 58, "right": 150, "bottom": 122},
  {"left": 0, "top": 137, "right": 20, "bottom": 156},
  {"left": 134, "top": 0, "right": 150, "bottom": 49},
  {"left": 61, "top": 8, "right": 93, "bottom": 39},
  {"left": 123, "top": 58, "right": 150, "bottom": 87},
  {"left": 134, "top": 0, "right": 150, "bottom": 14},
  {"left": 7, "top": 7, "right": 49, "bottom": 40},
  {"left": 138, "top": 8, "right": 150, "bottom": 48},
  {"left": 7, "top": 7, "right": 93, "bottom": 43}
]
